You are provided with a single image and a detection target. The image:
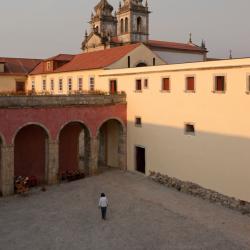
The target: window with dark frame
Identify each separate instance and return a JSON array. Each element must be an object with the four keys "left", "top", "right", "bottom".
[
  {"left": 144, "top": 79, "right": 148, "bottom": 88},
  {"left": 59, "top": 79, "right": 63, "bottom": 92},
  {"left": 185, "top": 124, "right": 195, "bottom": 135},
  {"left": 186, "top": 76, "right": 195, "bottom": 92},
  {"left": 50, "top": 79, "right": 54, "bottom": 92},
  {"left": 31, "top": 80, "right": 35, "bottom": 91},
  {"left": 42, "top": 79, "right": 46, "bottom": 91},
  {"left": 78, "top": 78, "right": 83, "bottom": 91},
  {"left": 68, "top": 78, "right": 72, "bottom": 92},
  {"left": 215, "top": 76, "right": 225, "bottom": 92},
  {"left": 16, "top": 81, "right": 25, "bottom": 92},
  {"left": 90, "top": 77, "right": 95, "bottom": 91},
  {"left": 162, "top": 78, "right": 170, "bottom": 91},
  {"left": 135, "top": 117, "right": 142, "bottom": 127},
  {"left": 135, "top": 79, "right": 142, "bottom": 91}
]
